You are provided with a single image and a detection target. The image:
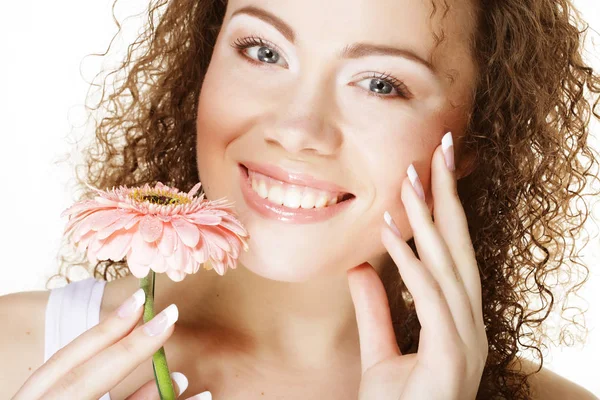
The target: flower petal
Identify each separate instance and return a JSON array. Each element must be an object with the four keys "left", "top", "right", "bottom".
[
  {"left": 124, "top": 215, "right": 142, "bottom": 230},
  {"left": 166, "top": 269, "right": 186, "bottom": 282},
  {"left": 74, "top": 210, "right": 123, "bottom": 242},
  {"left": 225, "top": 254, "right": 239, "bottom": 270},
  {"left": 200, "top": 226, "right": 231, "bottom": 253},
  {"left": 126, "top": 257, "right": 151, "bottom": 278},
  {"left": 158, "top": 224, "right": 177, "bottom": 257},
  {"left": 150, "top": 255, "right": 168, "bottom": 273},
  {"left": 139, "top": 215, "right": 164, "bottom": 243},
  {"left": 191, "top": 238, "right": 208, "bottom": 264},
  {"left": 209, "top": 245, "right": 225, "bottom": 261},
  {"left": 89, "top": 235, "right": 104, "bottom": 254},
  {"left": 187, "top": 213, "right": 222, "bottom": 226},
  {"left": 75, "top": 230, "right": 96, "bottom": 254},
  {"left": 128, "top": 230, "right": 158, "bottom": 265},
  {"left": 97, "top": 212, "right": 138, "bottom": 240},
  {"left": 188, "top": 182, "right": 202, "bottom": 197},
  {"left": 219, "top": 216, "right": 249, "bottom": 237},
  {"left": 173, "top": 235, "right": 190, "bottom": 271},
  {"left": 89, "top": 209, "right": 125, "bottom": 231},
  {"left": 72, "top": 216, "right": 94, "bottom": 242},
  {"left": 171, "top": 218, "right": 200, "bottom": 248},
  {"left": 211, "top": 260, "right": 226, "bottom": 276},
  {"left": 184, "top": 259, "right": 198, "bottom": 274},
  {"left": 189, "top": 263, "right": 201, "bottom": 274},
  {"left": 165, "top": 252, "right": 177, "bottom": 269},
  {"left": 95, "top": 230, "right": 133, "bottom": 262},
  {"left": 64, "top": 208, "right": 98, "bottom": 236},
  {"left": 61, "top": 199, "right": 104, "bottom": 218},
  {"left": 224, "top": 234, "right": 242, "bottom": 259}
]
